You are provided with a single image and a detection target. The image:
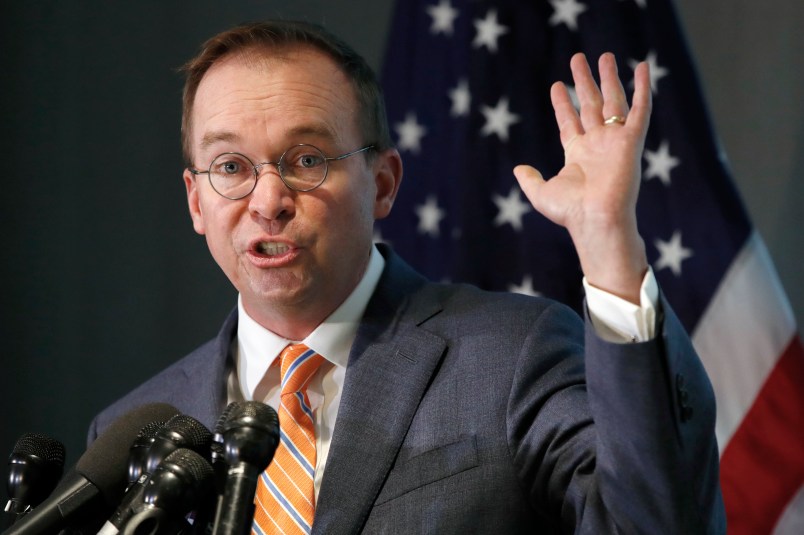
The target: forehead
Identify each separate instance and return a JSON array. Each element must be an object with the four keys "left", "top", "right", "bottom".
[{"left": 190, "top": 47, "right": 360, "bottom": 153}]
